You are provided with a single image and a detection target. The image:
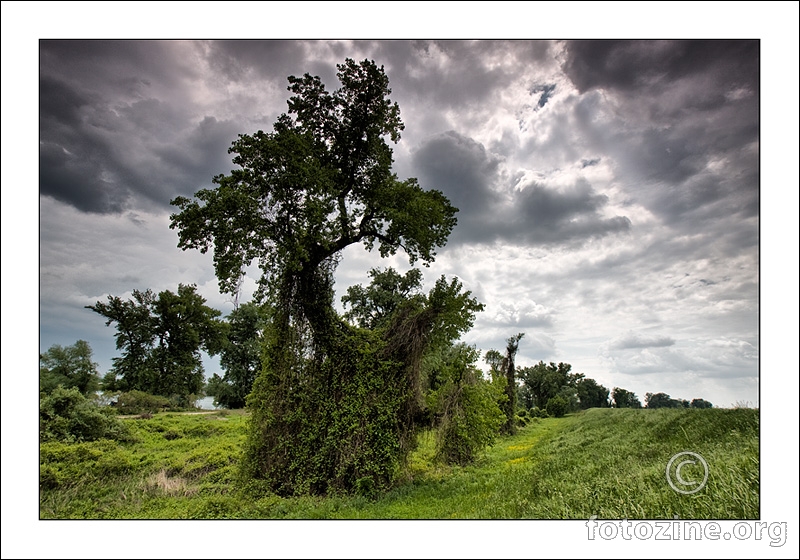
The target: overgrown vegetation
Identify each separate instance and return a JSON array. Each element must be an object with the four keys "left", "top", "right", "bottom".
[
  {"left": 39, "top": 408, "right": 759, "bottom": 519},
  {"left": 39, "top": 386, "right": 131, "bottom": 444},
  {"left": 426, "top": 344, "right": 506, "bottom": 465},
  {"left": 168, "top": 58, "right": 484, "bottom": 495}
]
